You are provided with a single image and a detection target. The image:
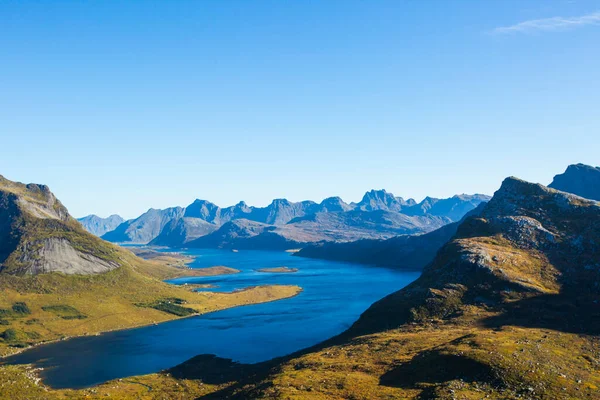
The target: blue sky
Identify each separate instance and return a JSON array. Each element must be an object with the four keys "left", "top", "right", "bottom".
[{"left": 1, "top": 1, "right": 599, "bottom": 219}]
